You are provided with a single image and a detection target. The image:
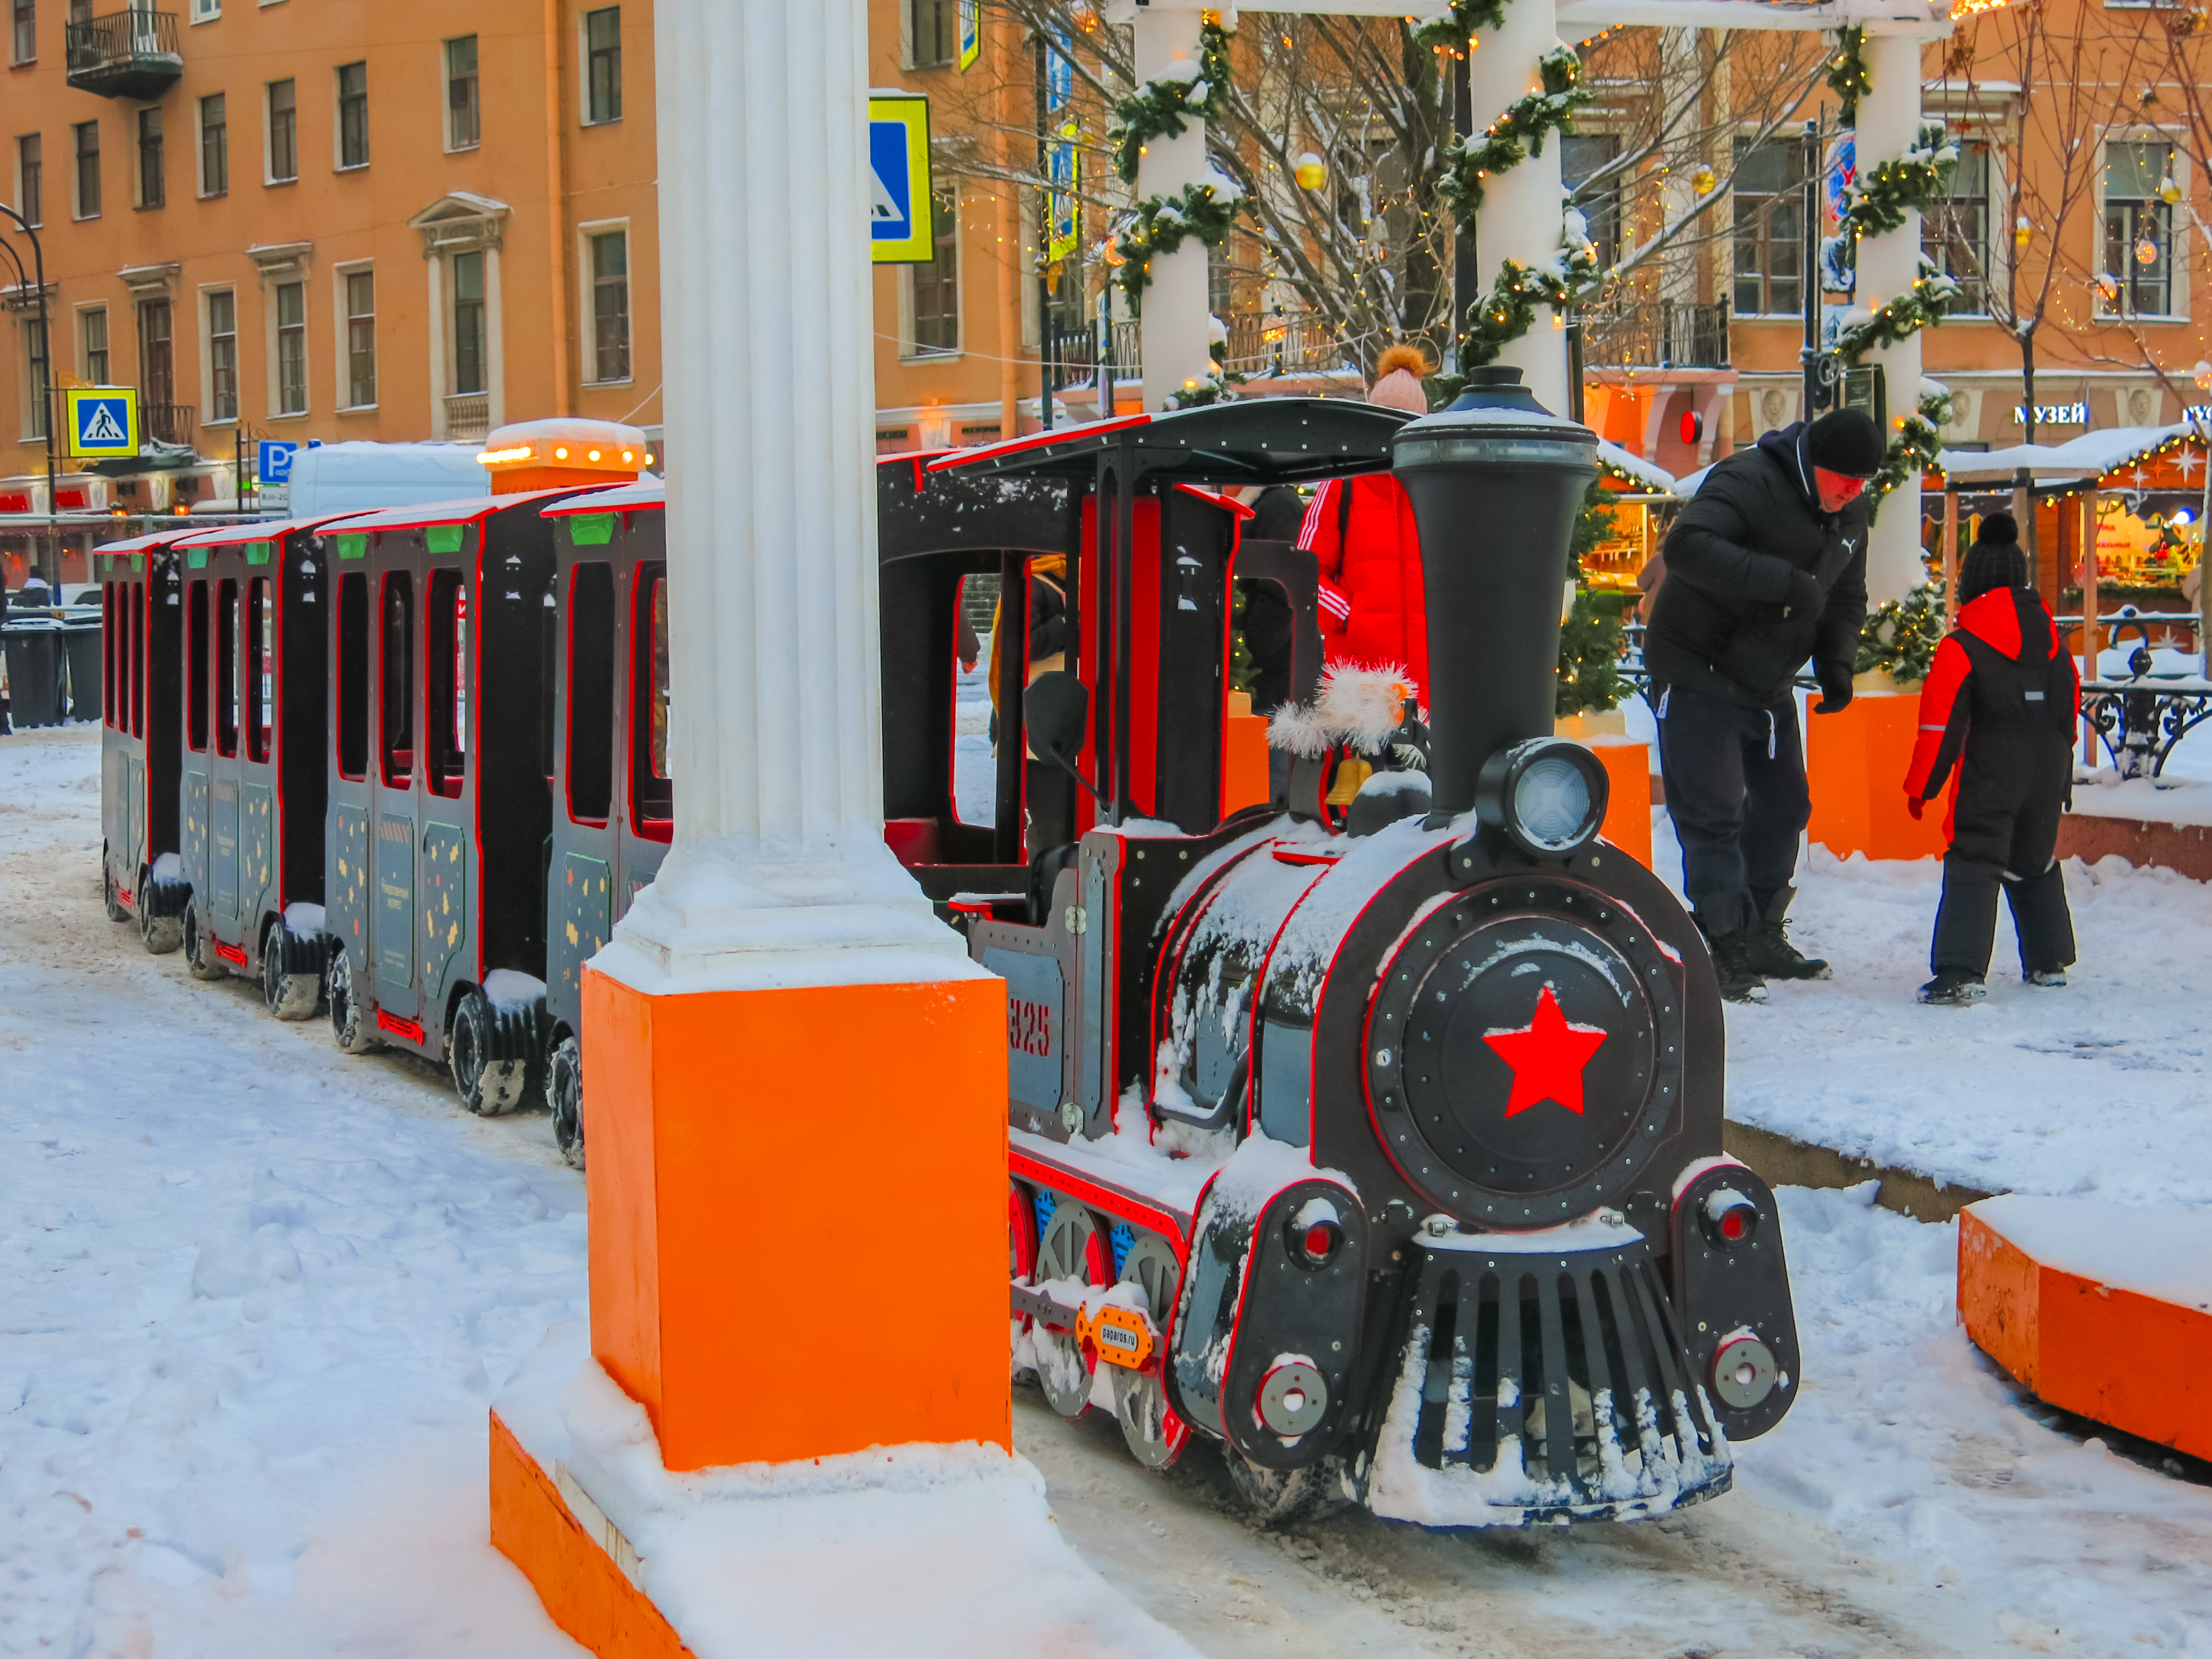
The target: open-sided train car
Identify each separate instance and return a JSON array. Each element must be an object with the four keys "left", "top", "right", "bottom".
[
  {"left": 95, "top": 529, "right": 191, "bottom": 953},
  {"left": 166, "top": 513, "right": 362, "bottom": 1014},
  {"left": 319, "top": 488, "right": 592, "bottom": 1112},
  {"left": 920, "top": 386, "right": 1801, "bottom": 1527}
]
